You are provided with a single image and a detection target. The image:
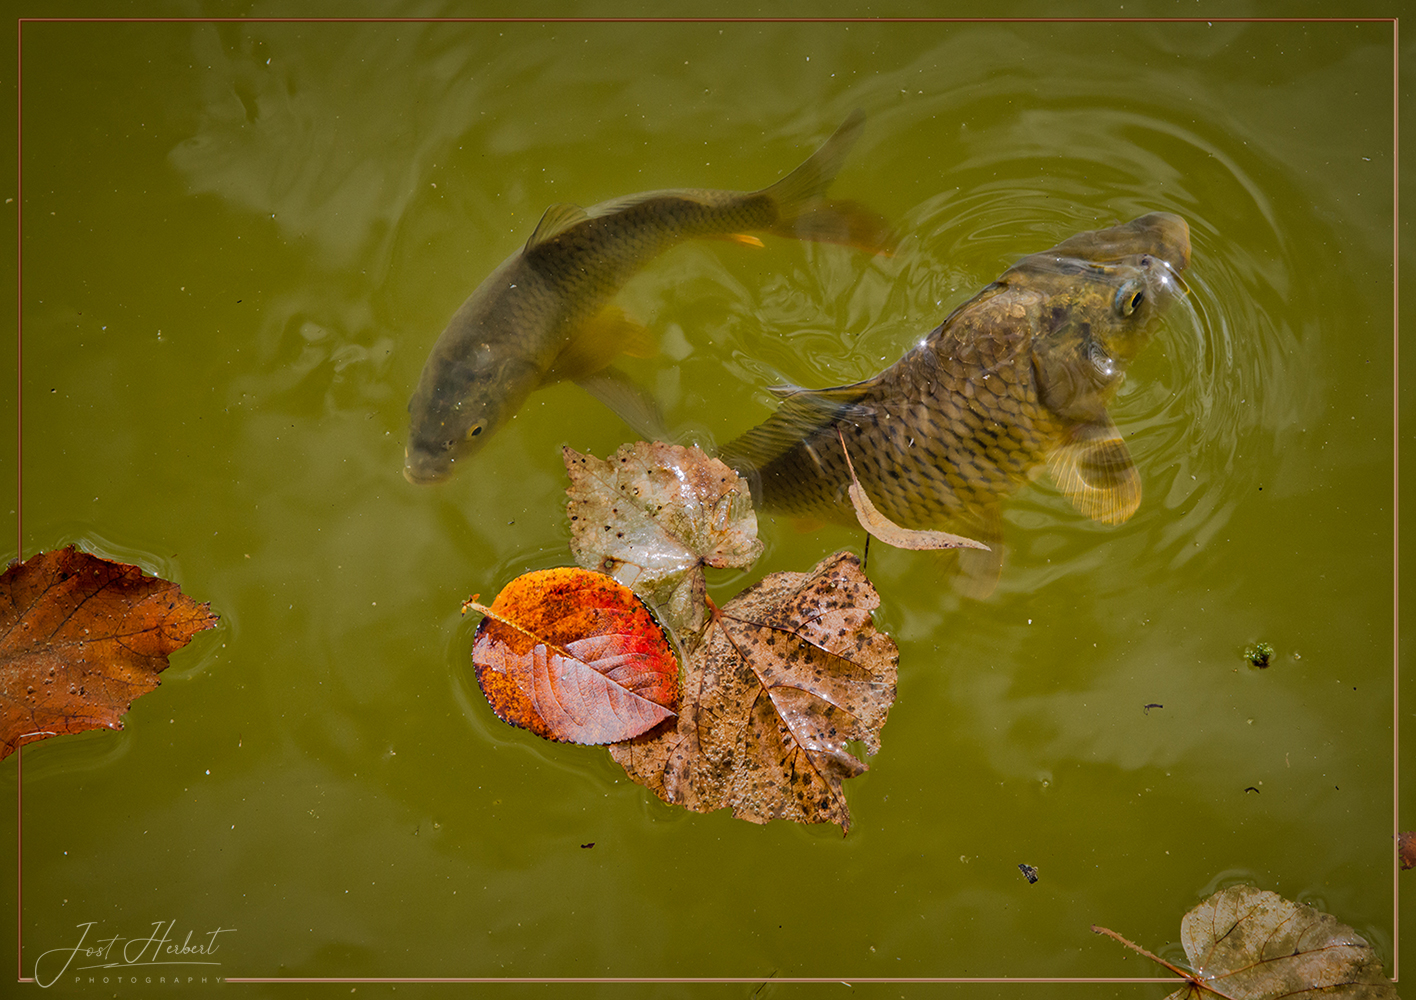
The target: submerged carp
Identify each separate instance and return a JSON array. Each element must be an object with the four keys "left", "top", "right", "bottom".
[
  {"left": 720, "top": 212, "right": 1191, "bottom": 588},
  {"left": 404, "top": 111, "right": 892, "bottom": 485}
]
